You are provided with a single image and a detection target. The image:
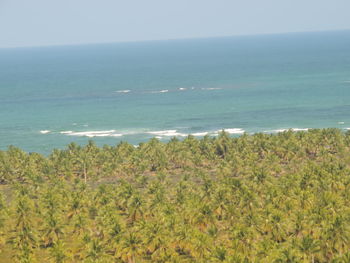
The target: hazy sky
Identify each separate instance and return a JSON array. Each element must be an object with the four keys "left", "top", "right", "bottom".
[{"left": 1, "top": 0, "right": 350, "bottom": 48}]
